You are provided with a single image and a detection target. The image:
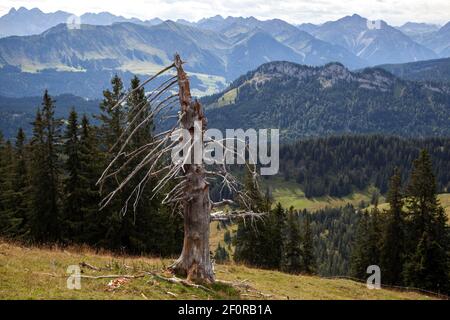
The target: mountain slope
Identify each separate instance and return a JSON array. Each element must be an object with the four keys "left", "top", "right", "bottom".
[
  {"left": 0, "top": 241, "right": 435, "bottom": 300},
  {"left": 0, "top": 7, "right": 71, "bottom": 38},
  {"left": 312, "top": 14, "right": 438, "bottom": 65},
  {"left": 195, "top": 16, "right": 364, "bottom": 69},
  {"left": 203, "top": 61, "right": 450, "bottom": 141},
  {"left": 378, "top": 57, "right": 450, "bottom": 83},
  {"left": 422, "top": 22, "right": 450, "bottom": 57},
  {"left": 396, "top": 22, "right": 440, "bottom": 43},
  {"left": 0, "top": 7, "right": 160, "bottom": 38}
]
